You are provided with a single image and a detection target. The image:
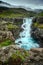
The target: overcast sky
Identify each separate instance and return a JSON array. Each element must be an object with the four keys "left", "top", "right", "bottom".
[{"left": 1, "top": 0, "right": 43, "bottom": 9}]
